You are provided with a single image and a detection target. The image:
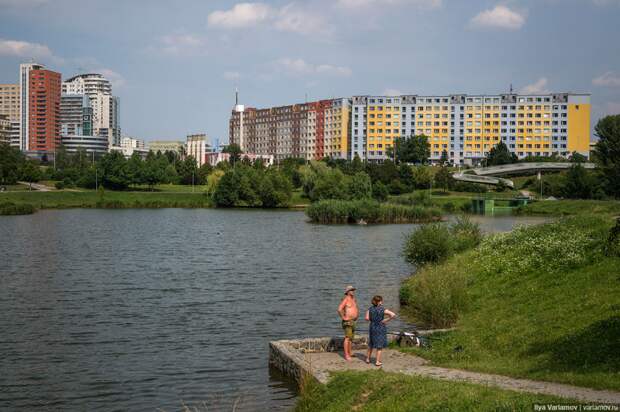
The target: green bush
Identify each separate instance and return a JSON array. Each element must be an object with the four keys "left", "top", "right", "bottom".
[
  {"left": 403, "top": 216, "right": 481, "bottom": 266},
  {"left": 453, "top": 182, "right": 488, "bottom": 193},
  {"left": 404, "top": 223, "right": 453, "bottom": 266},
  {"left": 451, "top": 215, "right": 482, "bottom": 252},
  {"left": 0, "top": 202, "right": 36, "bottom": 215},
  {"left": 306, "top": 199, "right": 441, "bottom": 224}
]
